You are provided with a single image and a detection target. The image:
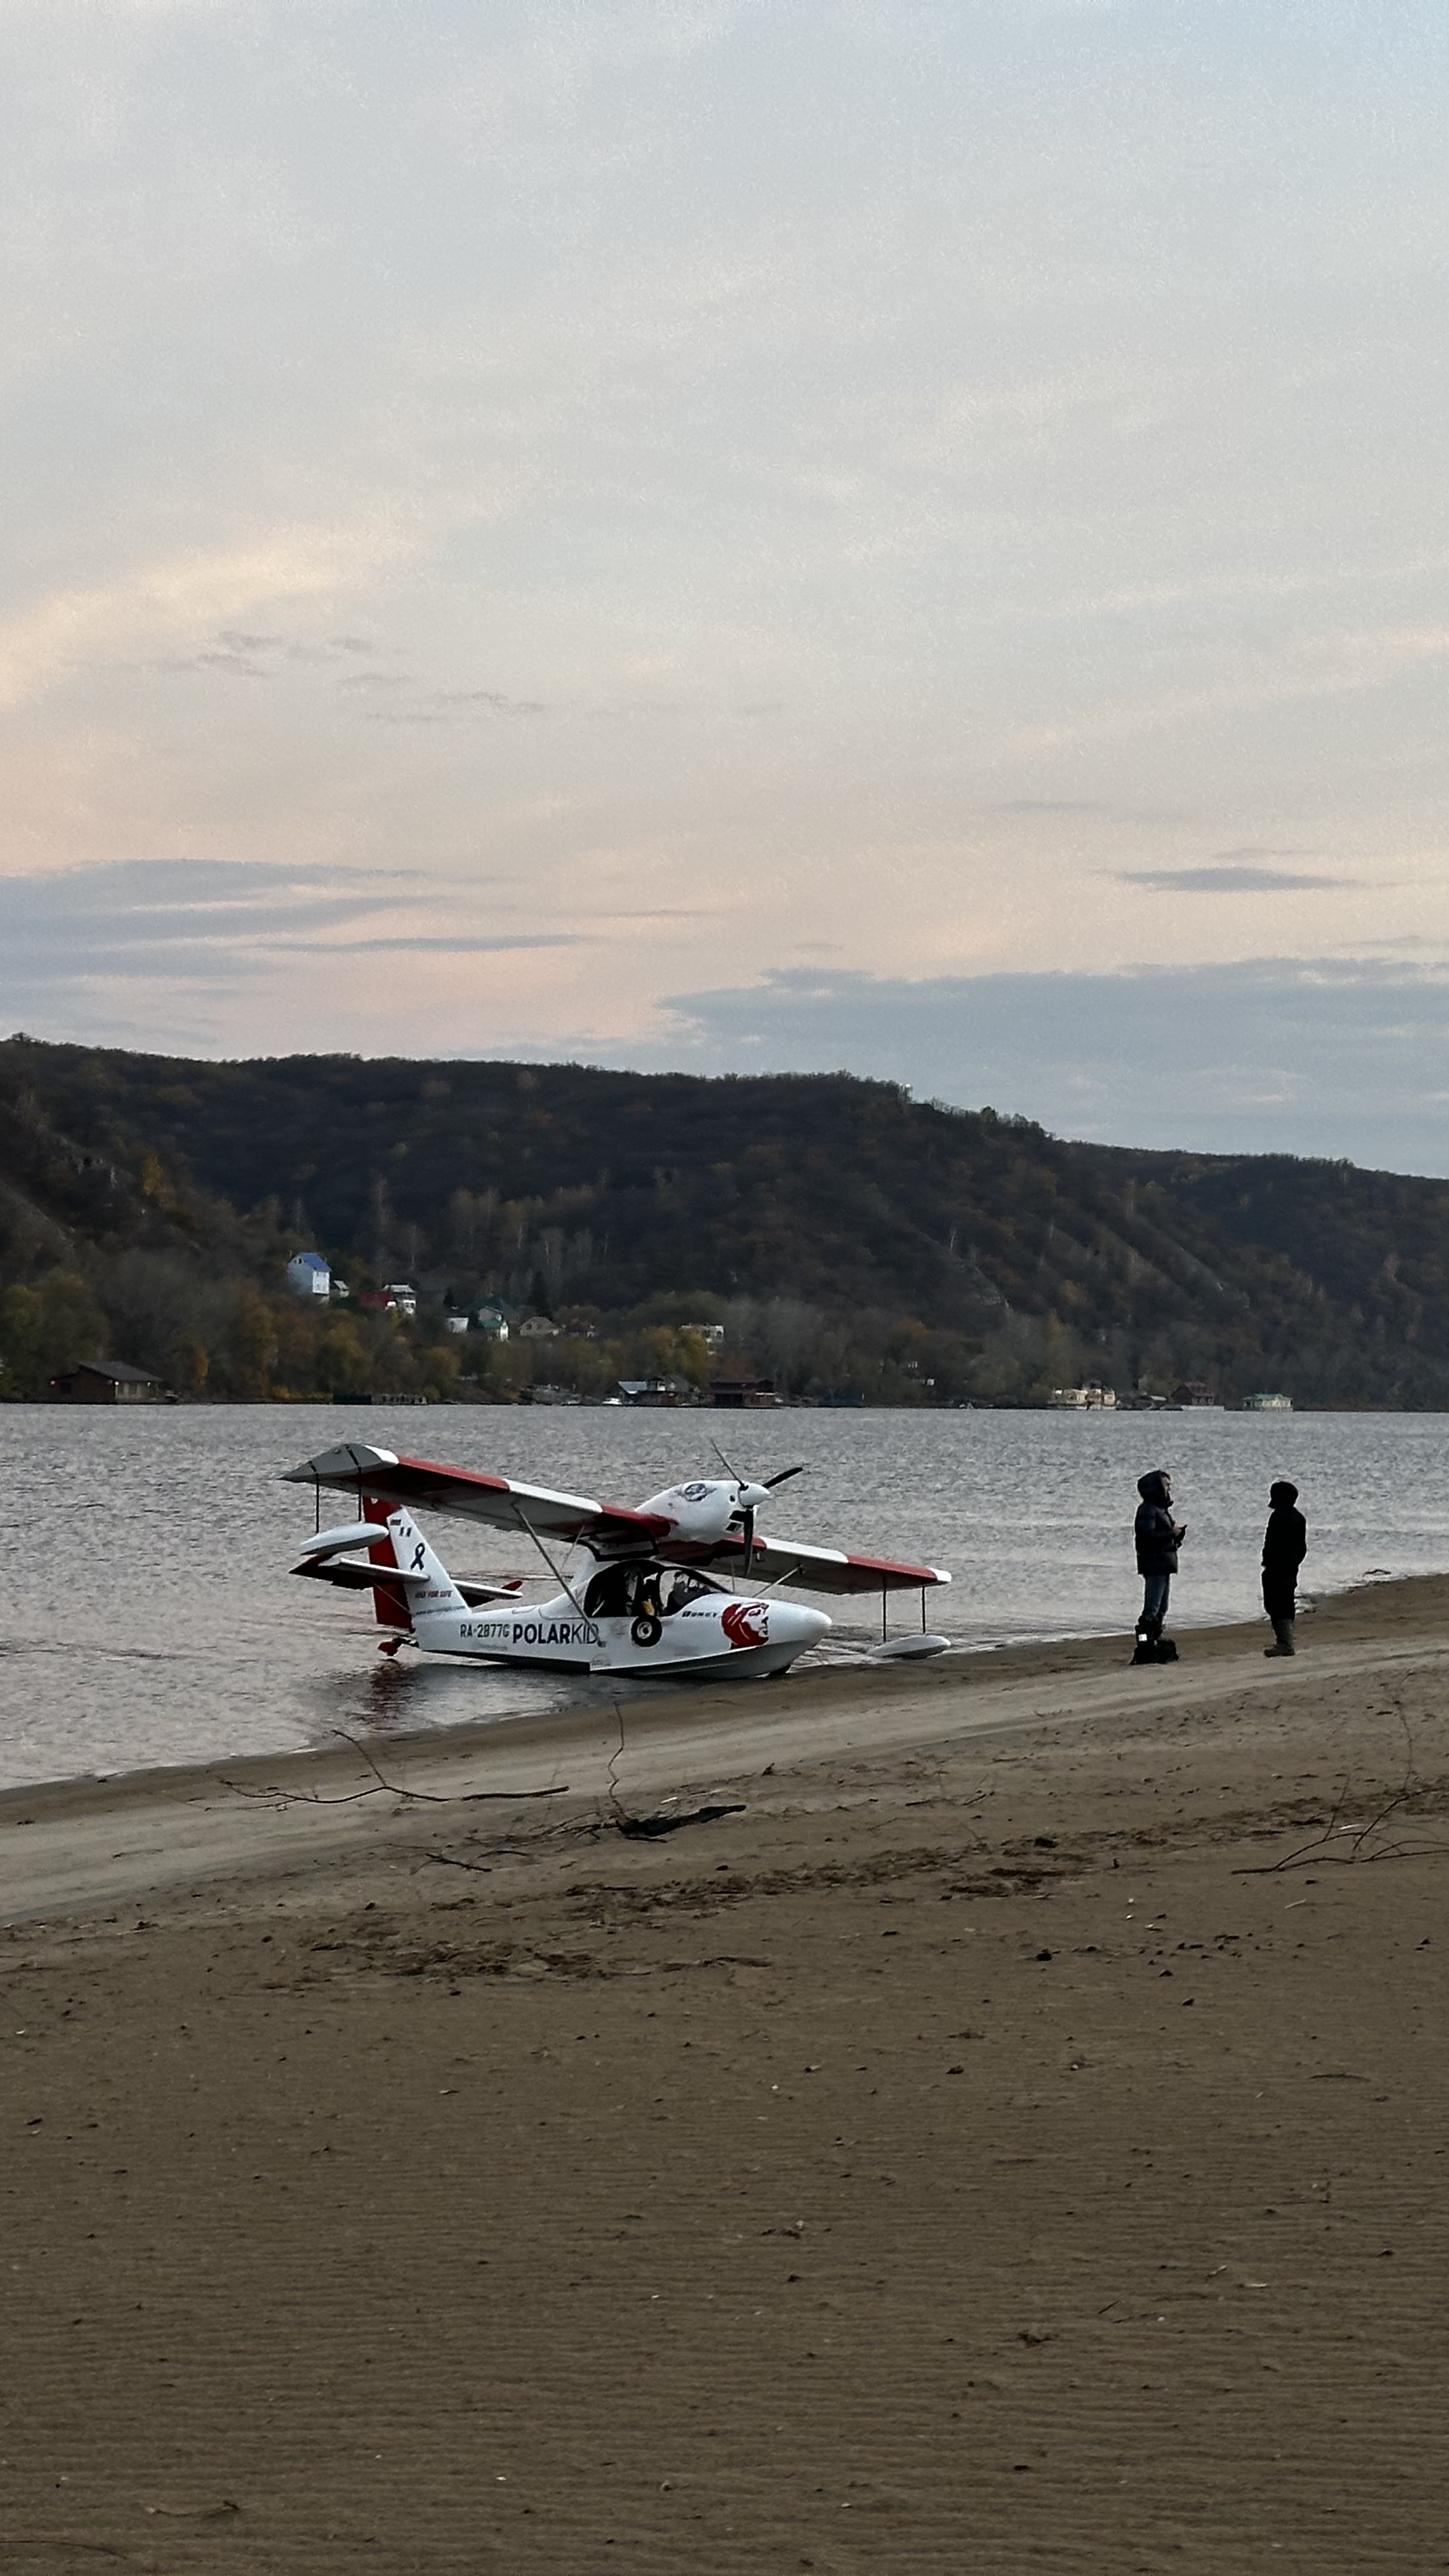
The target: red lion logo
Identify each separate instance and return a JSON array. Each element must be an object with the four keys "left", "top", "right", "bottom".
[{"left": 722, "top": 1600, "right": 769, "bottom": 1649}]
